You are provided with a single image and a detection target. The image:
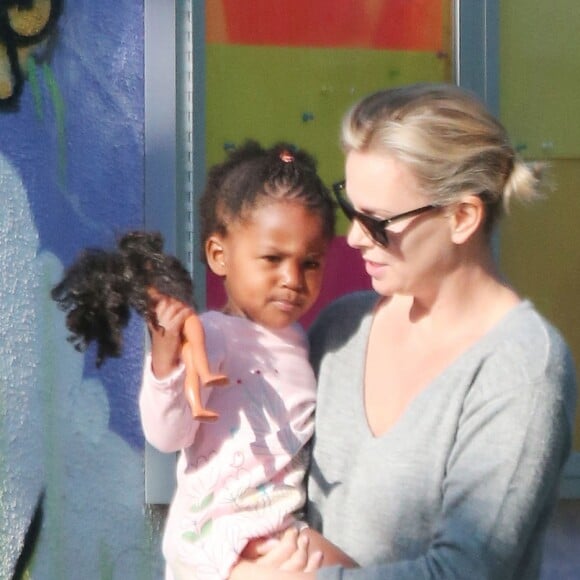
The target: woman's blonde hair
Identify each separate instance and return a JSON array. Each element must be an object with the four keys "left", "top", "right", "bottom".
[{"left": 341, "top": 83, "right": 543, "bottom": 231}]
